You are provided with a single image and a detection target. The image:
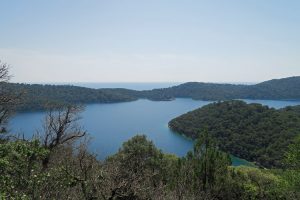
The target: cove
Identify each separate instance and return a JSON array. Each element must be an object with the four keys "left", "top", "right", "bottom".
[{"left": 8, "top": 98, "right": 300, "bottom": 166}]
